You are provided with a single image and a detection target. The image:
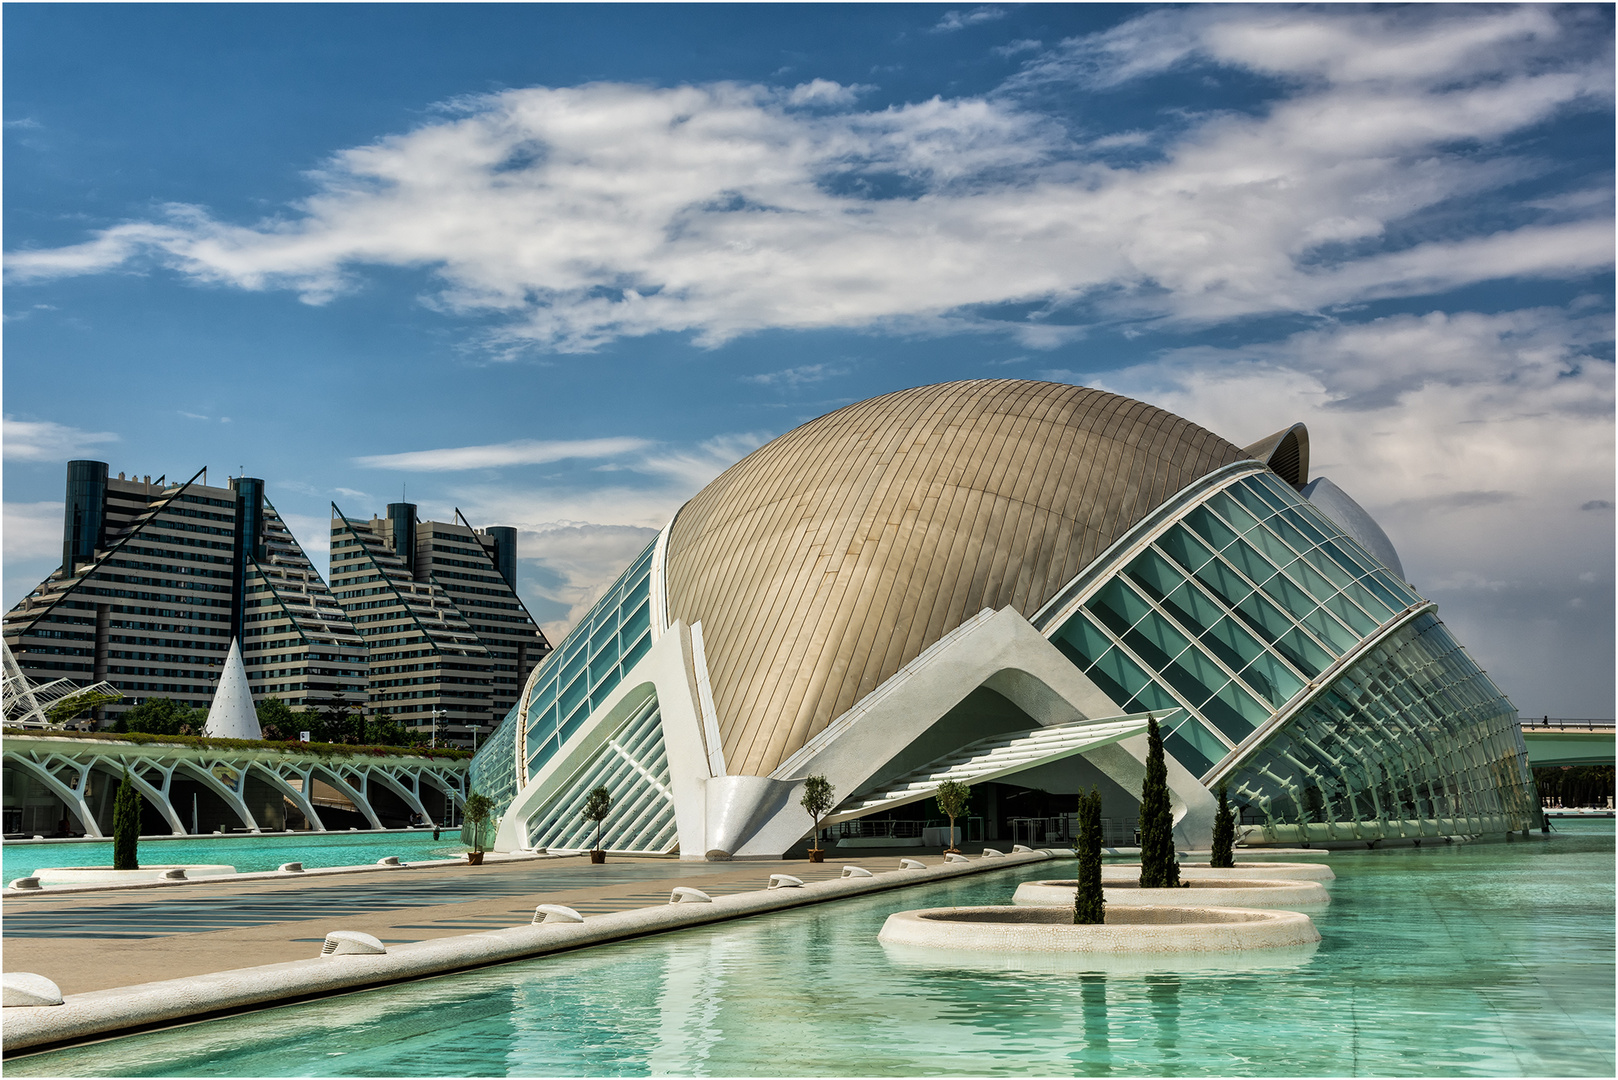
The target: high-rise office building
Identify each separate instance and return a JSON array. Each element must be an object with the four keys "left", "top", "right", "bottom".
[
  {"left": 329, "top": 503, "right": 549, "bottom": 747},
  {"left": 4, "top": 463, "right": 368, "bottom": 725}
]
